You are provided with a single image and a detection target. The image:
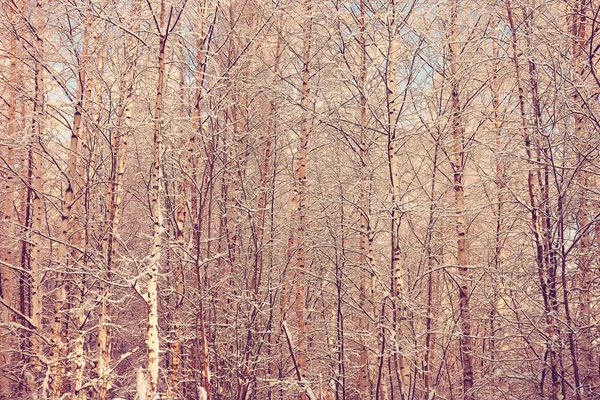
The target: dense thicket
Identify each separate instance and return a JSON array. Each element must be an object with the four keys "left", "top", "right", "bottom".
[{"left": 1, "top": 0, "right": 599, "bottom": 399}]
